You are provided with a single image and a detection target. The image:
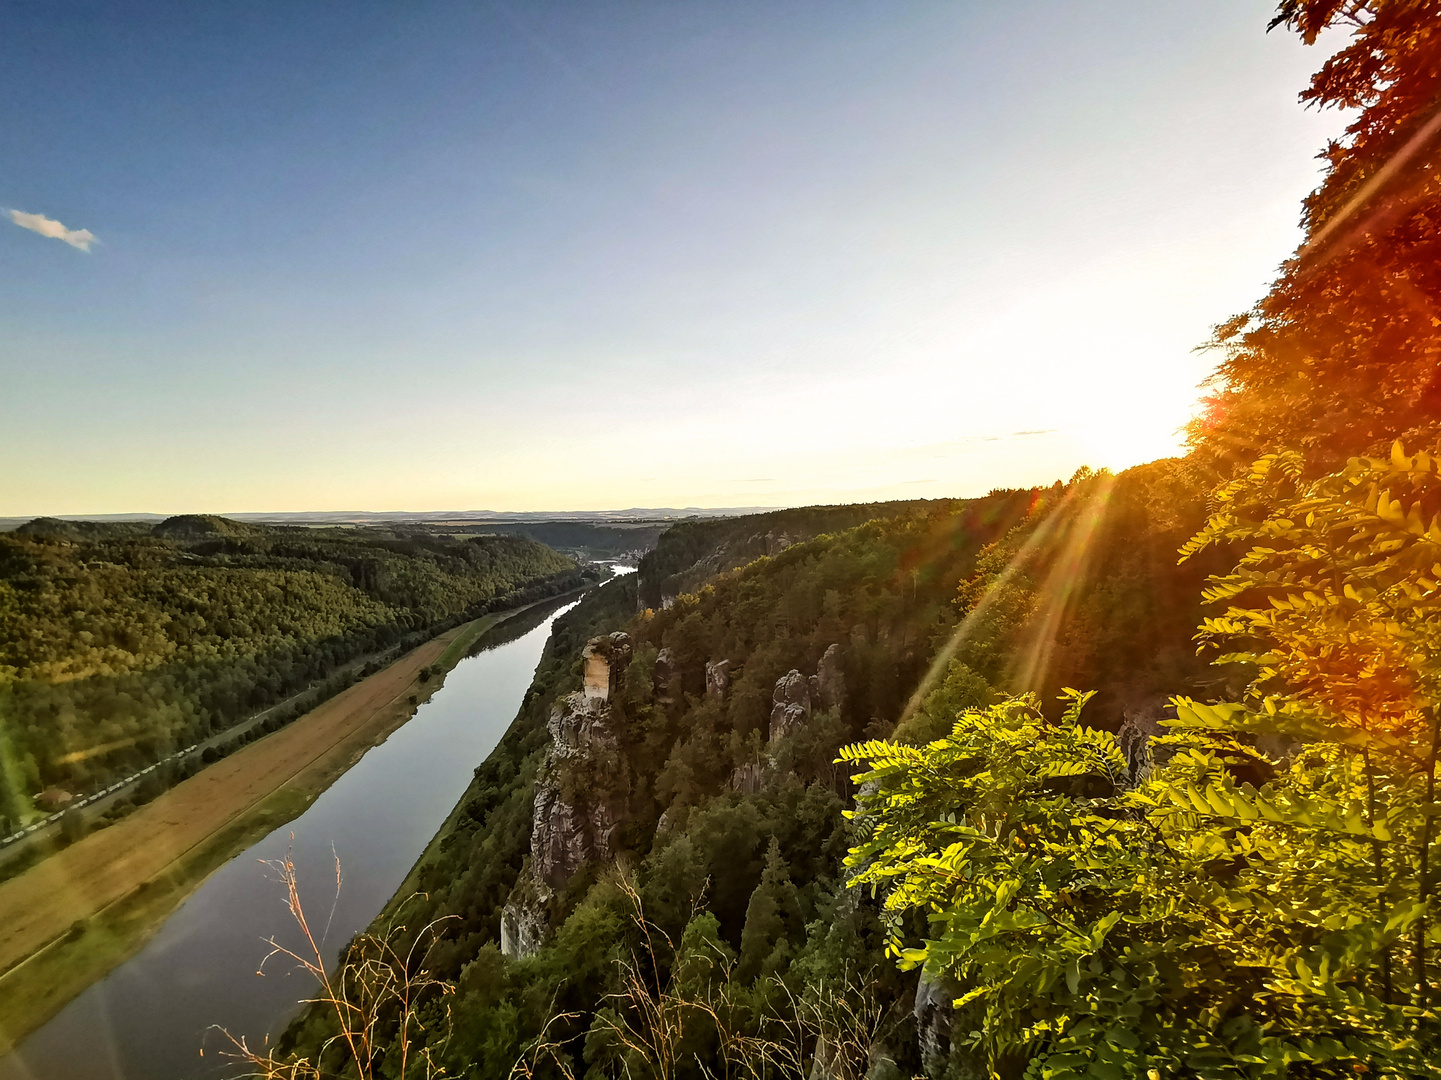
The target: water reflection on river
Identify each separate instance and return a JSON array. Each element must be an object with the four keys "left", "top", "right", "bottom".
[{"left": 1, "top": 590, "right": 591, "bottom": 1080}]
